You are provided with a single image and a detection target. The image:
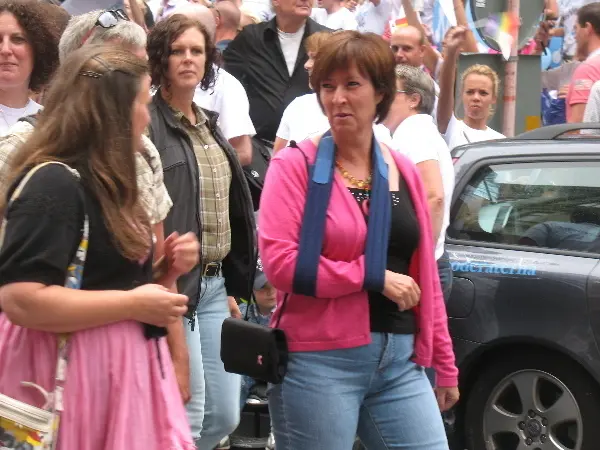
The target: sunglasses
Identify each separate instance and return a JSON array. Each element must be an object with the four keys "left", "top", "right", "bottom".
[
  {"left": 81, "top": 9, "right": 130, "bottom": 45},
  {"left": 96, "top": 9, "right": 129, "bottom": 28}
]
